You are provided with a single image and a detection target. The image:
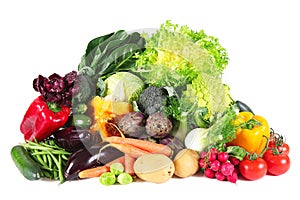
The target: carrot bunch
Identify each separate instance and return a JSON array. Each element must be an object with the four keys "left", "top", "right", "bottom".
[{"left": 78, "top": 136, "right": 173, "bottom": 179}]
